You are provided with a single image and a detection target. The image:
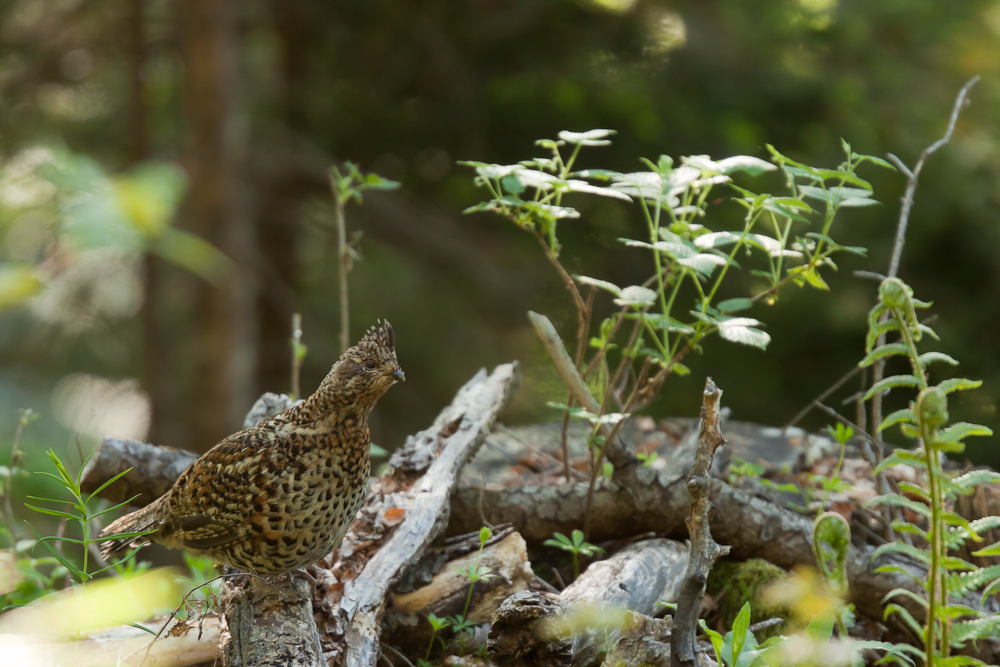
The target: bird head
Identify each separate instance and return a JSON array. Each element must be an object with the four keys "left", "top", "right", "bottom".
[{"left": 323, "top": 320, "right": 404, "bottom": 410}]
